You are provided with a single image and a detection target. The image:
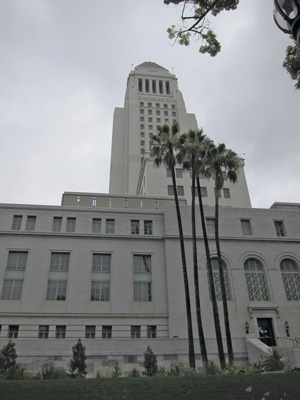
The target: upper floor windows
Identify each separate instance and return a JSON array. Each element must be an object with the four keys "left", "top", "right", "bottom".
[
  {"left": 280, "top": 258, "right": 300, "bottom": 301},
  {"left": 92, "top": 218, "right": 102, "bottom": 233},
  {"left": 275, "top": 220, "right": 286, "bottom": 237},
  {"left": 133, "top": 254, "right": 152, "bottom": 302},
  {"left": 241, "top": 219, "right": 252, "bottom": 236},
  {"left": 131, "top": 220, "right": 140, "bottom": 235},
  {"left": 66, "top": 217, "right": 76, "bottom": 233},
  {"left": 106, "top": 219, "right": 115, "bottom": 234},
  {"left": 12, "top": 215, "right": 22, "bottom": 230},
  {"left": 25, "top": 216, "right": 36, "bottom": 231},
  {"left": 206, "top": 218, "right": 215, "bottom": 235},
  {"left": 92, "top": 254, "right": 111, "bottom": 273},
  {"left": 144, "top": 220, "right": 153, "bottom": 235},
  {"left": 52, "top": 217, "right": 62, "bottom": 232},
  {"left": 244, "top": 258, "right": 269, "bottom": 301},
  {"left": 1, "top": 251, "right": 28, "bottom": 300}
]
